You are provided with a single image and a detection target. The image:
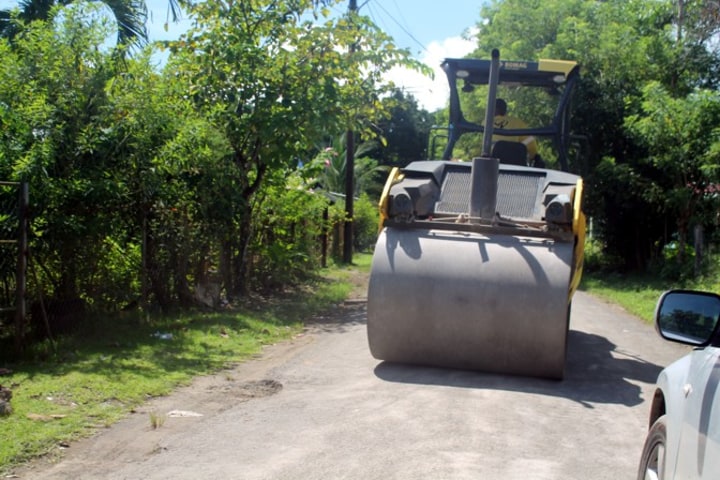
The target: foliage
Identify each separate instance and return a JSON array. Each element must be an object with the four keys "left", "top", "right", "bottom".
[
  {"left": 249, "top": 170, "right": 331, "bottom": 291},
  {"left": 583, "top": 156, "right": 663, "bottom": 271},
  {"left": 372, "top": 89, "right": 436, "bottom": 165},
  {"left": 625, "top": 82, "right": 720, "bottom": 263},
  {"left": 1, "top": 4, "right": 131, "bottom": 300},
  {"left": 0, "top": 0, "right": 149, "bottom": 49},
  {"left": 0, "top": 0, "right": 421, "bottom": 326},
  {"left": 351, "top": 193, "right": 380, "bottom": 252},
  {"left": 309, "top": 133, "right": 388, "bottom": 198},
  {"left": 582, "top": 236, "right": 624, "bottom": 273},
  {"left": 164, "top": 0, "right": 424, "bottom": 295},
  {"left": 303, "top": 133, "right": 384, "bottom": 259}
]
